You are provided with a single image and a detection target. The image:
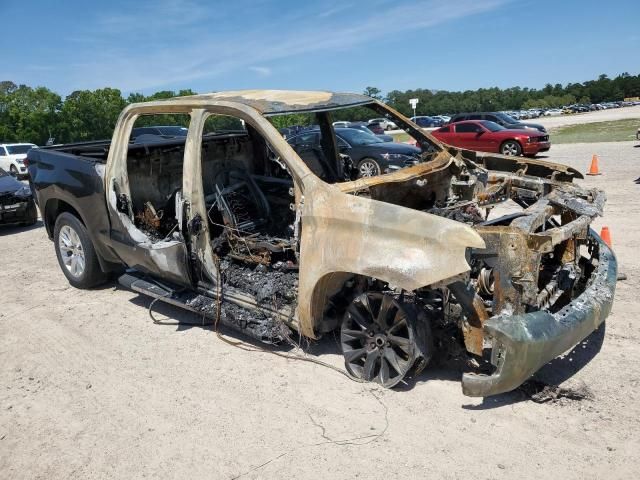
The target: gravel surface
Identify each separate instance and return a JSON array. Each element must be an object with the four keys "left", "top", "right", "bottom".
[{"left": 1, "top": 141, "right": 639, "bottom": 479}]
